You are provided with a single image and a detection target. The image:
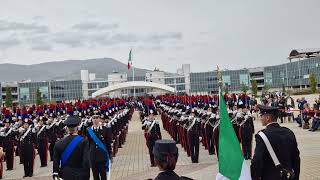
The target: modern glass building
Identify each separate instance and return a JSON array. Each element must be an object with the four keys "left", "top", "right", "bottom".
[
  {"left": 1, "top": 51, "right": 320, "bottom": 105},
  {"left": 88, "top": 80, "right": 108, "bottom": 97},
  {"left": 190, "top": 69, "right": 250, "bottom": 94},
  {"left": 264, "top": 57, "right": 320, "bottom": 89},
  {"left": 19, "top": 80, "right": 83, "bottom": 104}
]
